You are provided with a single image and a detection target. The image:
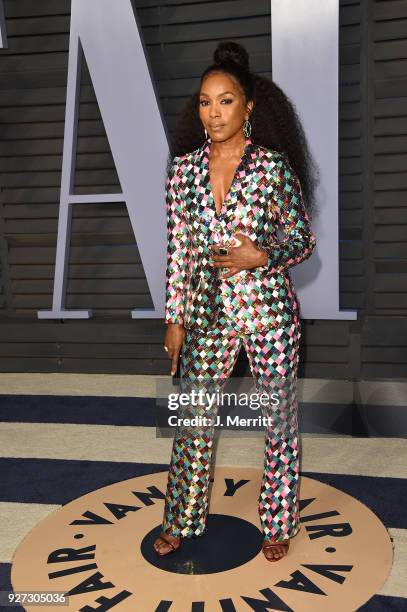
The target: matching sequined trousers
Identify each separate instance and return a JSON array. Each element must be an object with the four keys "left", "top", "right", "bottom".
[{"left": 161, "top": 316, "right": 302, "bottom": 543}]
